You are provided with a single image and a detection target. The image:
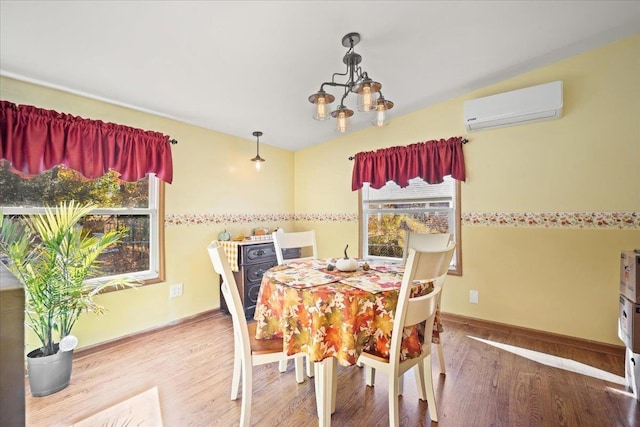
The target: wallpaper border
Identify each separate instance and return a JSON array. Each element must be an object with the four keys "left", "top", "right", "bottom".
[
  {"left": 166, "top": 211, "right": 639, "bottom": 229},
  {"left": 462, "top": 211, "right": 638, "bottom": 229}
]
